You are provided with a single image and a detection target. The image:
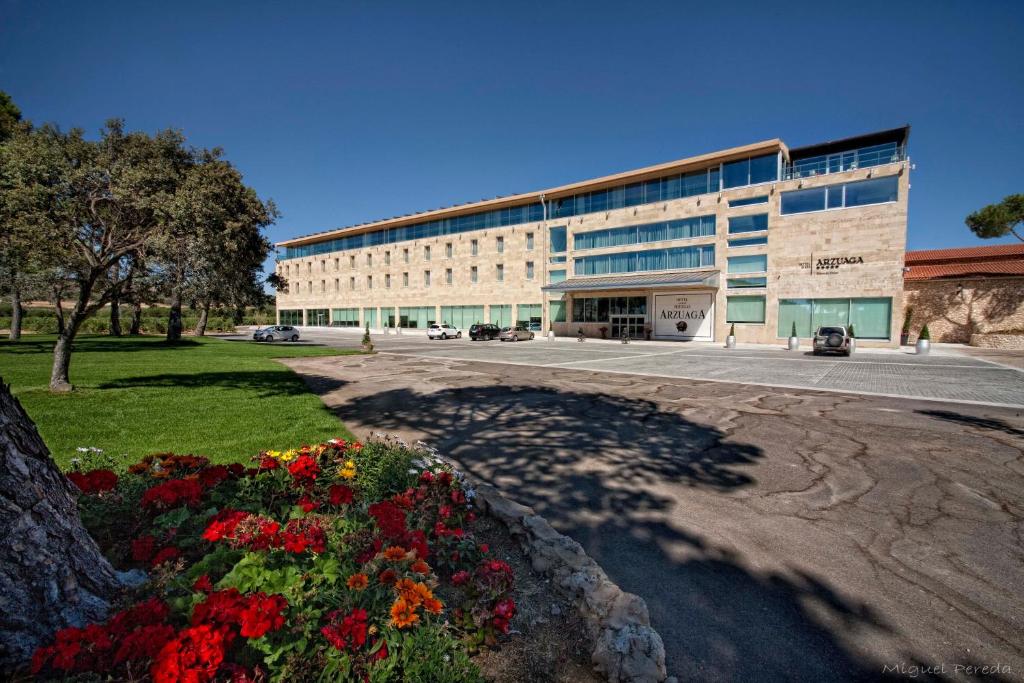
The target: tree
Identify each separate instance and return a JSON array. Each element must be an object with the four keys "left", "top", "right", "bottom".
[
  {"left": 0, "top": 382, "right": 125, "bottom": 670},
  {"left": 965, "top": 194, "right": 1024, "bottom": 242}
]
